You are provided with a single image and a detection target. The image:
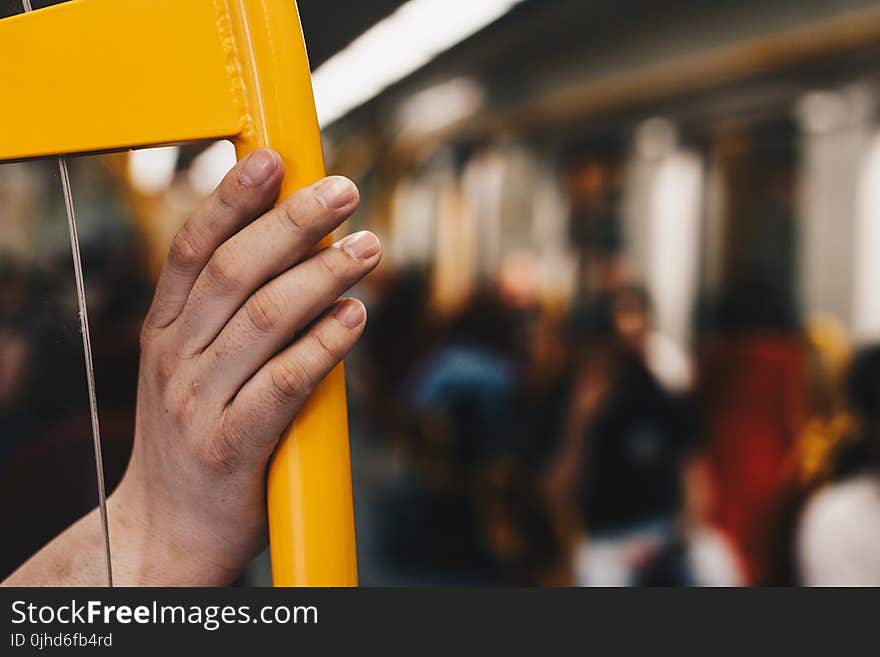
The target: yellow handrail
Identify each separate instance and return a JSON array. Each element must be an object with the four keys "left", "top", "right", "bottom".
[{"left": 0, "top": 0, "right": 358, "bottom": 587}]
